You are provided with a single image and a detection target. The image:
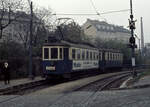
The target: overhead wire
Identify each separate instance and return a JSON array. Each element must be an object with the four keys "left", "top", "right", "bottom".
[
  {"left": 51, "top": 0, "right": 129, "bottom": 16},
  {"left": 90, "top": 0, "right": 100, "bottom": 15},
  {"left": 89, "top": 0, "right": 107, "bottom": 21},
  {"left": 52, "top": 9, "right": 130, "bottom": 16}
]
